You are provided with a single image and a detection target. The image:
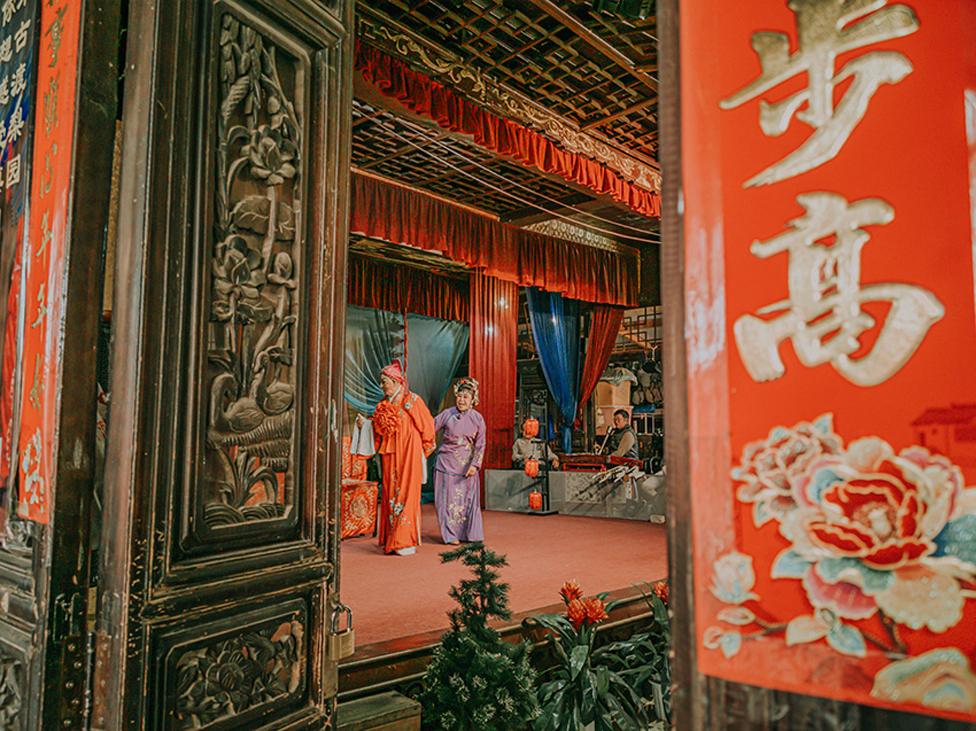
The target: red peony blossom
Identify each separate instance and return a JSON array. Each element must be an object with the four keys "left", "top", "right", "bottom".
[
  {"left": 807, "top": 457, "right": 937, "bottom": 570},
  {"left": 372, "top": 400, "right": 401, "bottom": 439},
  {"left": 583, "top": 597, "right": 608, "bottom": 625},
  {"left": 652, "top": 580, "right": 669, "bottom": 606},
  {"left": 566, "top": 598, "right": 587, "bottom": 630},
  {"left": 559, "top": 580, "right": 583, "bottom": 605}
]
